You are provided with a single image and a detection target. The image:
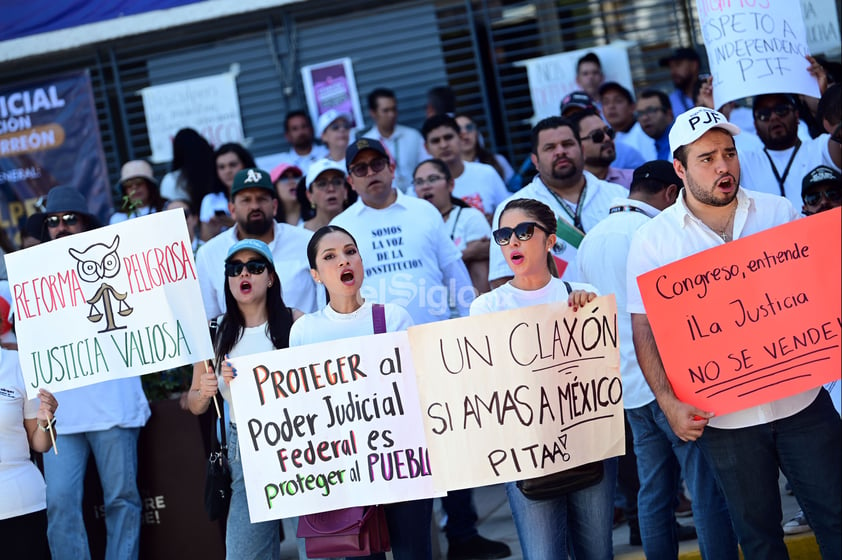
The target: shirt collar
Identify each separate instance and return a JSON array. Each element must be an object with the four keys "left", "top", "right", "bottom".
[{"left": 676, "top": 187, "right": 753, "bottom": 229}]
